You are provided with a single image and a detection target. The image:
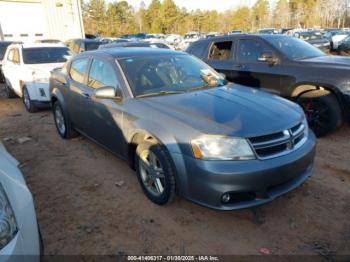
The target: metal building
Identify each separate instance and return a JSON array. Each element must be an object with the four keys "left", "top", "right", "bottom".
[{"left": 0, "top": 0, "right": 85, "bottom": 42}]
